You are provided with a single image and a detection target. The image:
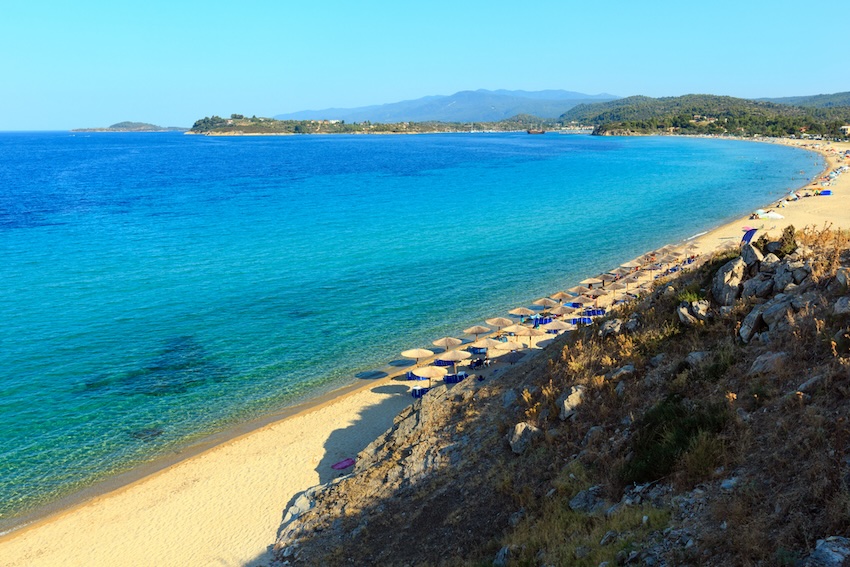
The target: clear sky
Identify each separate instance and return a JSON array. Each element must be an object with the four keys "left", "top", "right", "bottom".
[{"left": 0, "top": 0, "right": 841, "bottom": 130}]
